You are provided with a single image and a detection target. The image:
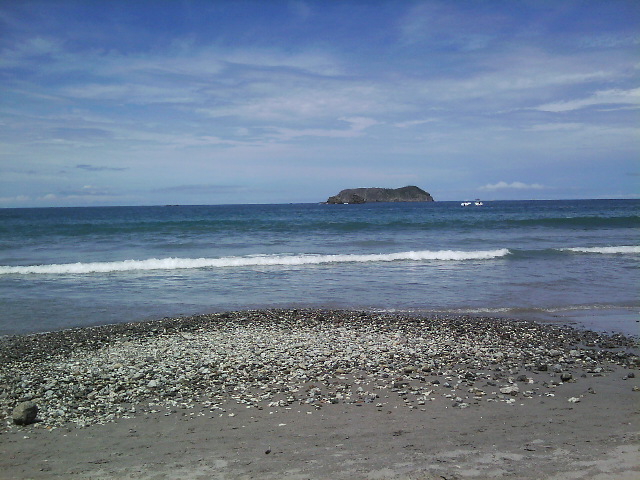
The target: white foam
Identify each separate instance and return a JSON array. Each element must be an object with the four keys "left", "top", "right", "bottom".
[
  {"left": 0, "top": 248, "right": 510, "bottom": 275},
  {"left": 562, "top": 246, "right": 640, "bottom": 254}
]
